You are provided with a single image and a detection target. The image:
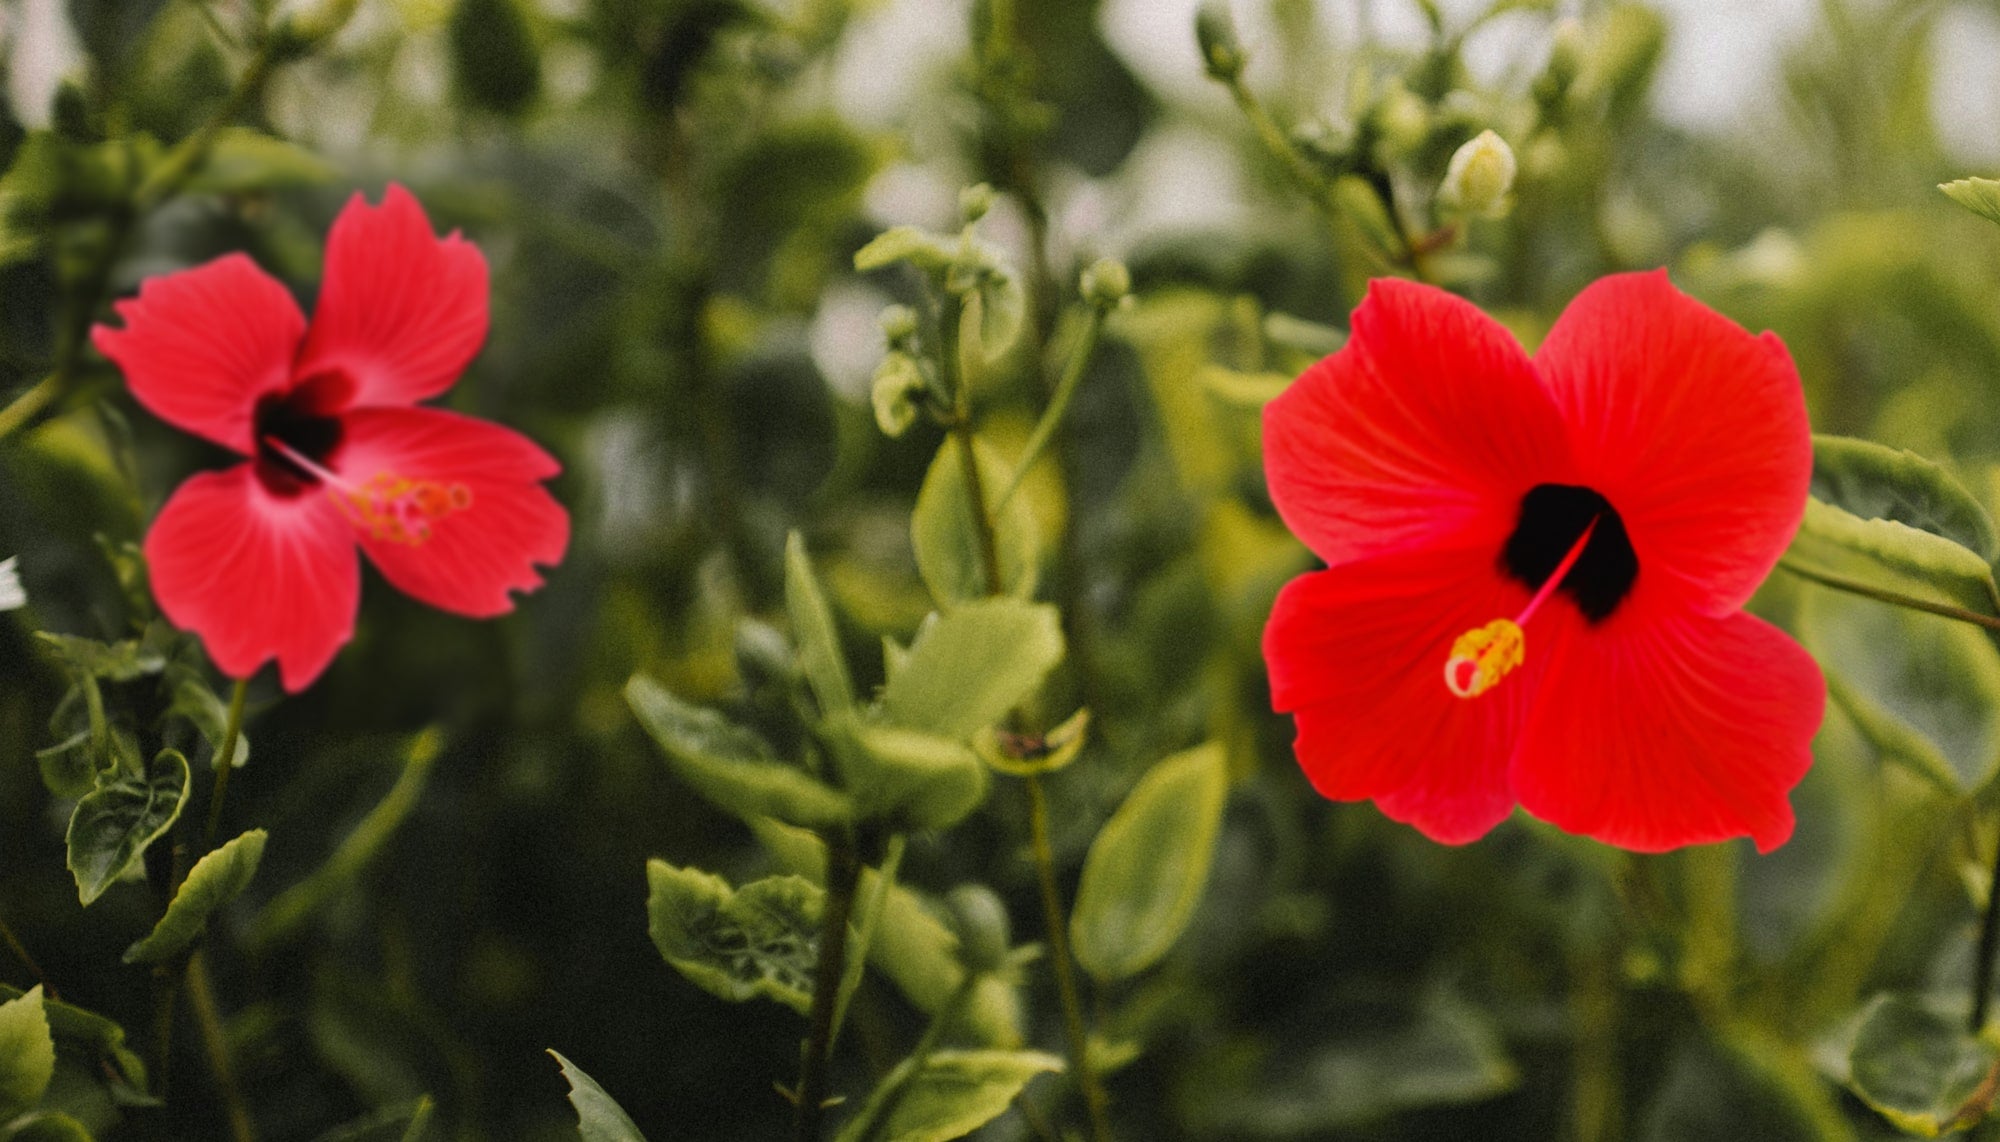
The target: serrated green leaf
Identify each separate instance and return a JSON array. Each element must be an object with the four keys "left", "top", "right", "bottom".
[
  {"left": 646, "top": 862, "right": 823, "bottom": 1015},
  {"left": 1842, "top": 994, "right": 1998, "bottom": 1136},
  {"left": 786, "top": 532, "right": 854, "bottom": 716},
  {"left": 910, "top": 437, "right": 1040, "bottom": 607},
  {"left": 854, "top": 226, "right": 956, "bottom": 273},
  {"left": 123, "top": 830, "right": 267, "bottom": 964},
  {"left": 185, "top": 128, "right": 336, "bottom": 192},
  {"left": 824, "top": 714, "right": 987, "bottom": 830},
  {"left": 1942, "top": 177, "right": 2000, "bottom": 226},
  {"left": 878, "top": 599, "right": 1064, "bottom": 740},
  {"left": 832, "top": 1049, "right": 1063, "bottom": 1142},
  {"left": 66, "top": 749, "right": 190, "bottom": 906},
  {"left": 0, "top": 985, "right": 146, "bottom": 1093},
  {"left": 626, "top": 674, "right": 849, "bottom": 827},
  {"left": 1811, "top": 435, "right": 1999, "bottom": 561},
  {"left": 548, "top": 1051, "right": 648, "bottom": 1142},
  {"left": 1071, "top": 742, "right": 1228, "bottom": 982},
  {"left": 0, "top": 986, "right": 54, "bottom": 1119}
]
